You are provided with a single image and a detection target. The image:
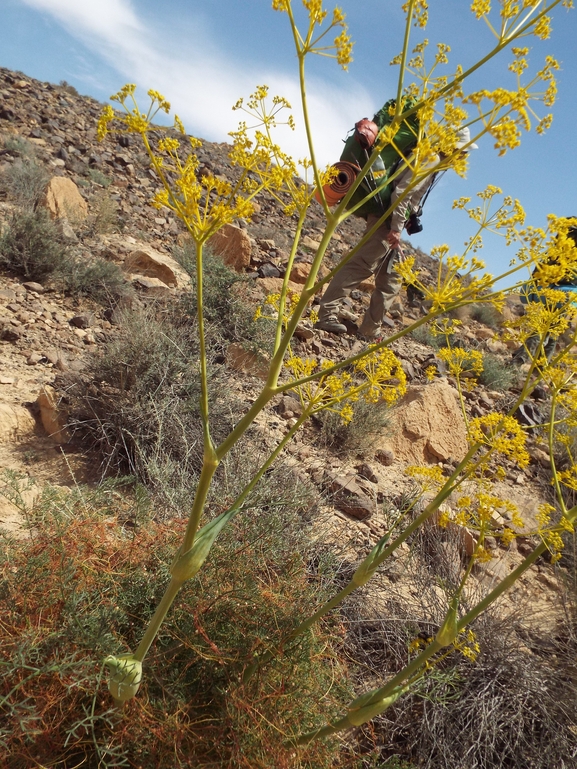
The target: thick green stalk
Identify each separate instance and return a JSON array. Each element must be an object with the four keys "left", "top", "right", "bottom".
[
  {"left": 274, "top": 210, "right": 307, "bottom": 352},
  {"left": 548, "top": 394, "right": 567, "bottom": 514},
  {"left": 134, "top": 577, "right": 182, "bottom": 662},
  {"left": 181, "top": 239, "right": 219, "bottom": 554}
]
